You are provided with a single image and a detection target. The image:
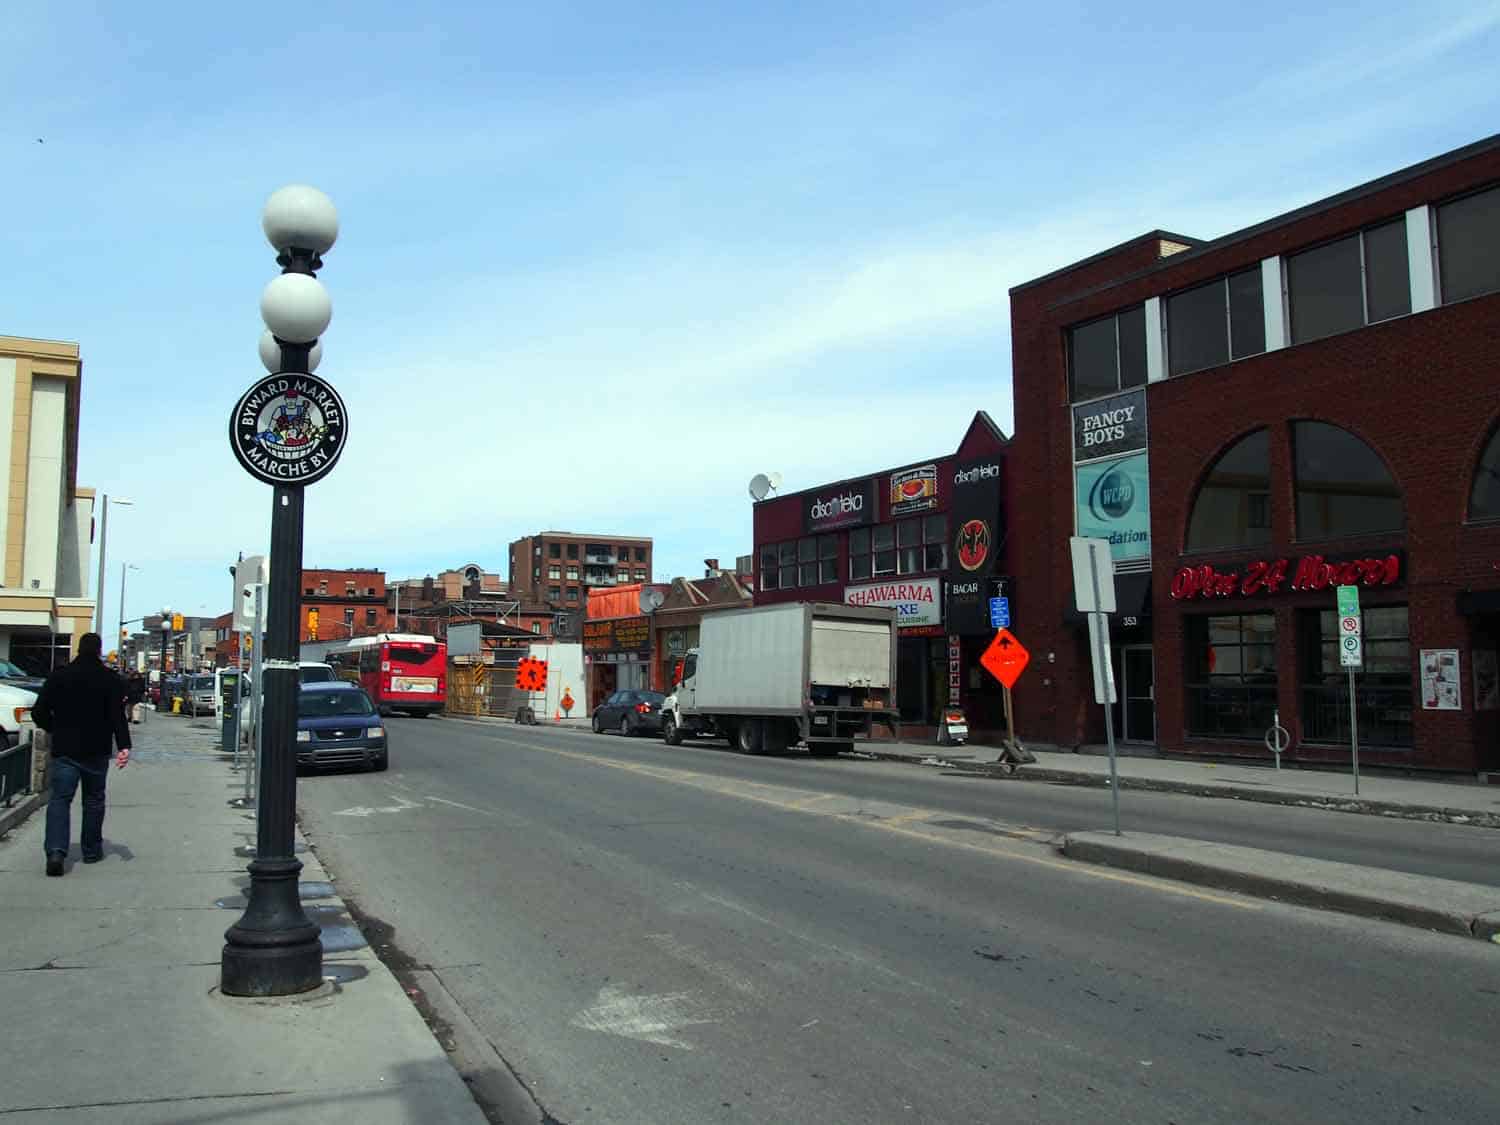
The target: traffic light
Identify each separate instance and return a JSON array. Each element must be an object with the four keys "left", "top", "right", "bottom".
[
  {"left": 172, "top": 613, "right": 184, "bottom": 631},
  {"left": 307, "top": 608, "right": 320, "bottom": 636}
]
